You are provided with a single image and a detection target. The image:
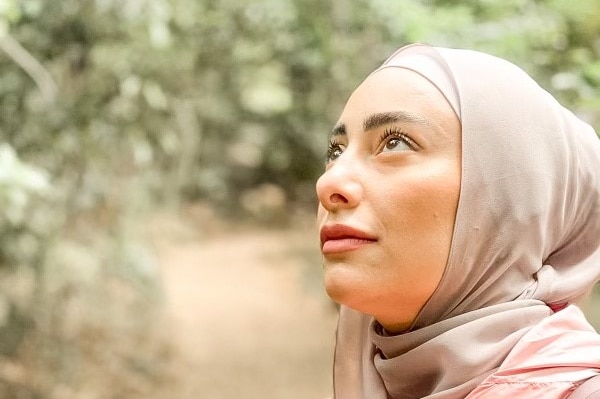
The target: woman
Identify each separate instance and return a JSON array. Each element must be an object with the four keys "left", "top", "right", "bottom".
[{"left": 316, "top": 44, "right": 600, "bottom": 398}]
